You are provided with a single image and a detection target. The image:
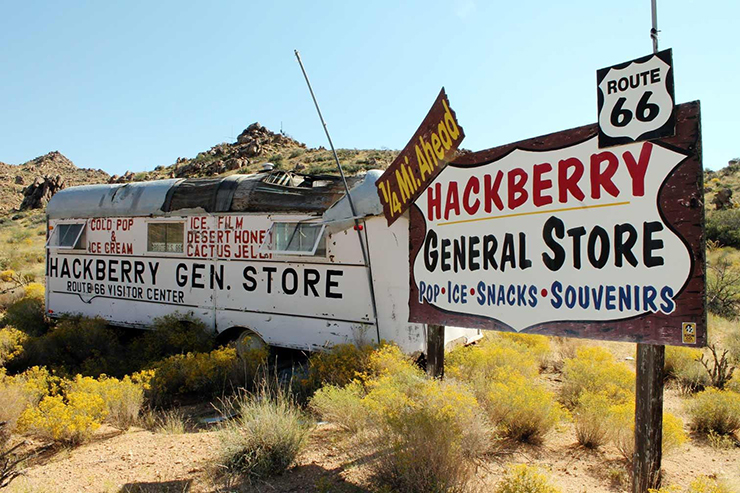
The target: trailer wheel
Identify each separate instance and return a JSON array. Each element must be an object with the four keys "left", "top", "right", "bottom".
[{"left": 234, "top": 329, "right": 267, "bottom": 359}]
